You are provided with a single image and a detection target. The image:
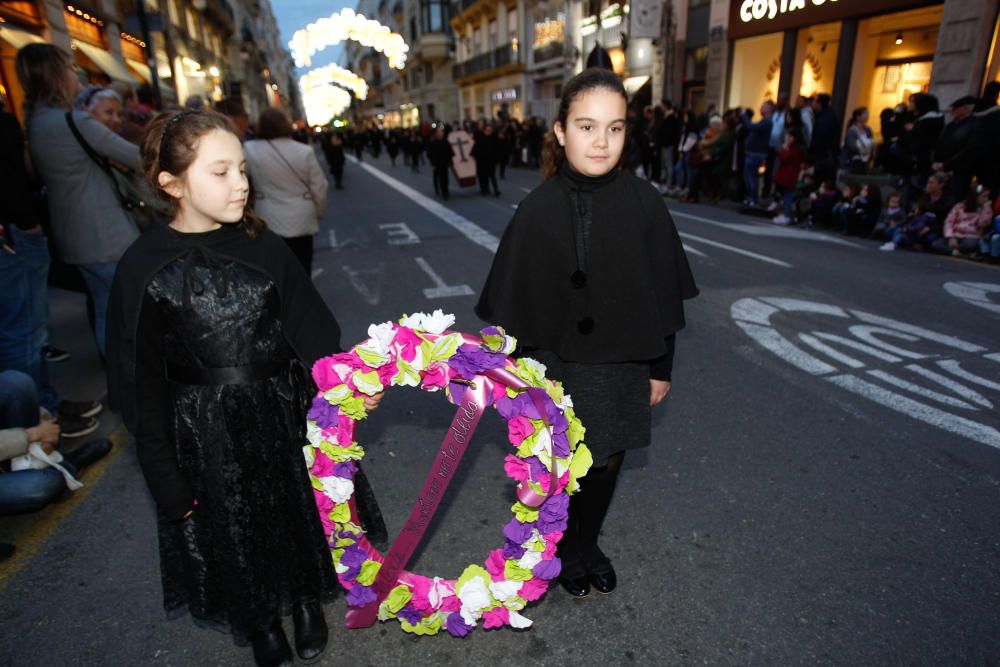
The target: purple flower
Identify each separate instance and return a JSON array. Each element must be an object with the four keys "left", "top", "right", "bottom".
[
  {"left": 532, "top": 556, "right": 561, "bottom": 581},
  {"left": 446, "top": 612, "right": 473, "bottom": 637},
  {"left": 527, "top": 457, "right": 548, "bottom": 480},
  {"left": 551, "top": 431, "right": 570, "bottom": 458},
  {"left": 503, "top": 518, "right": 534, "bottom": 545},
  {"left": 346, "top": 583, "right": 377, "bottom": 607},
  {"left": 536, "top": 493, "right": 569, "bottom": 534},
  {"left": 333, "top": 461, "right": 358, "bottom": 478},
  {"left": 340, "top": 544, "right": 368, "bottom": 570},
  {"left": 397, "top": 604, "right": 424, "bottom": 625},
  {"left": 448, "top": 345, "right": 506, "bottom": 379},
  {"left": 307, "top": 395, "right": 339, "bottom": 427},
  {"left": 503, "top": 540, "right": 527, "bottom": 560}
]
